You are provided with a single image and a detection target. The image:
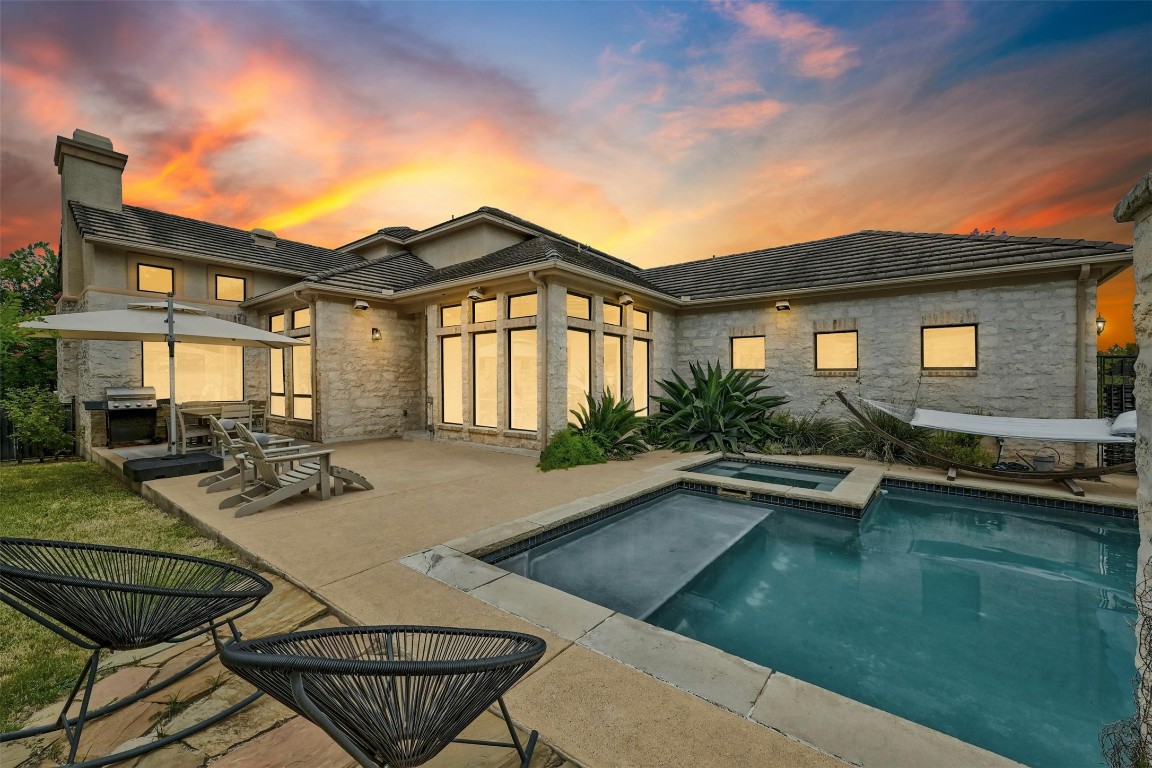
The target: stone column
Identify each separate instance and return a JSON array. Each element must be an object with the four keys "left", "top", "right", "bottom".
[
  {"left": 545, "top": 283, "right": 569, "bottom": 438},
  {"left": 1113, "top": 170, "right": 1152, "bottom": 759}
]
